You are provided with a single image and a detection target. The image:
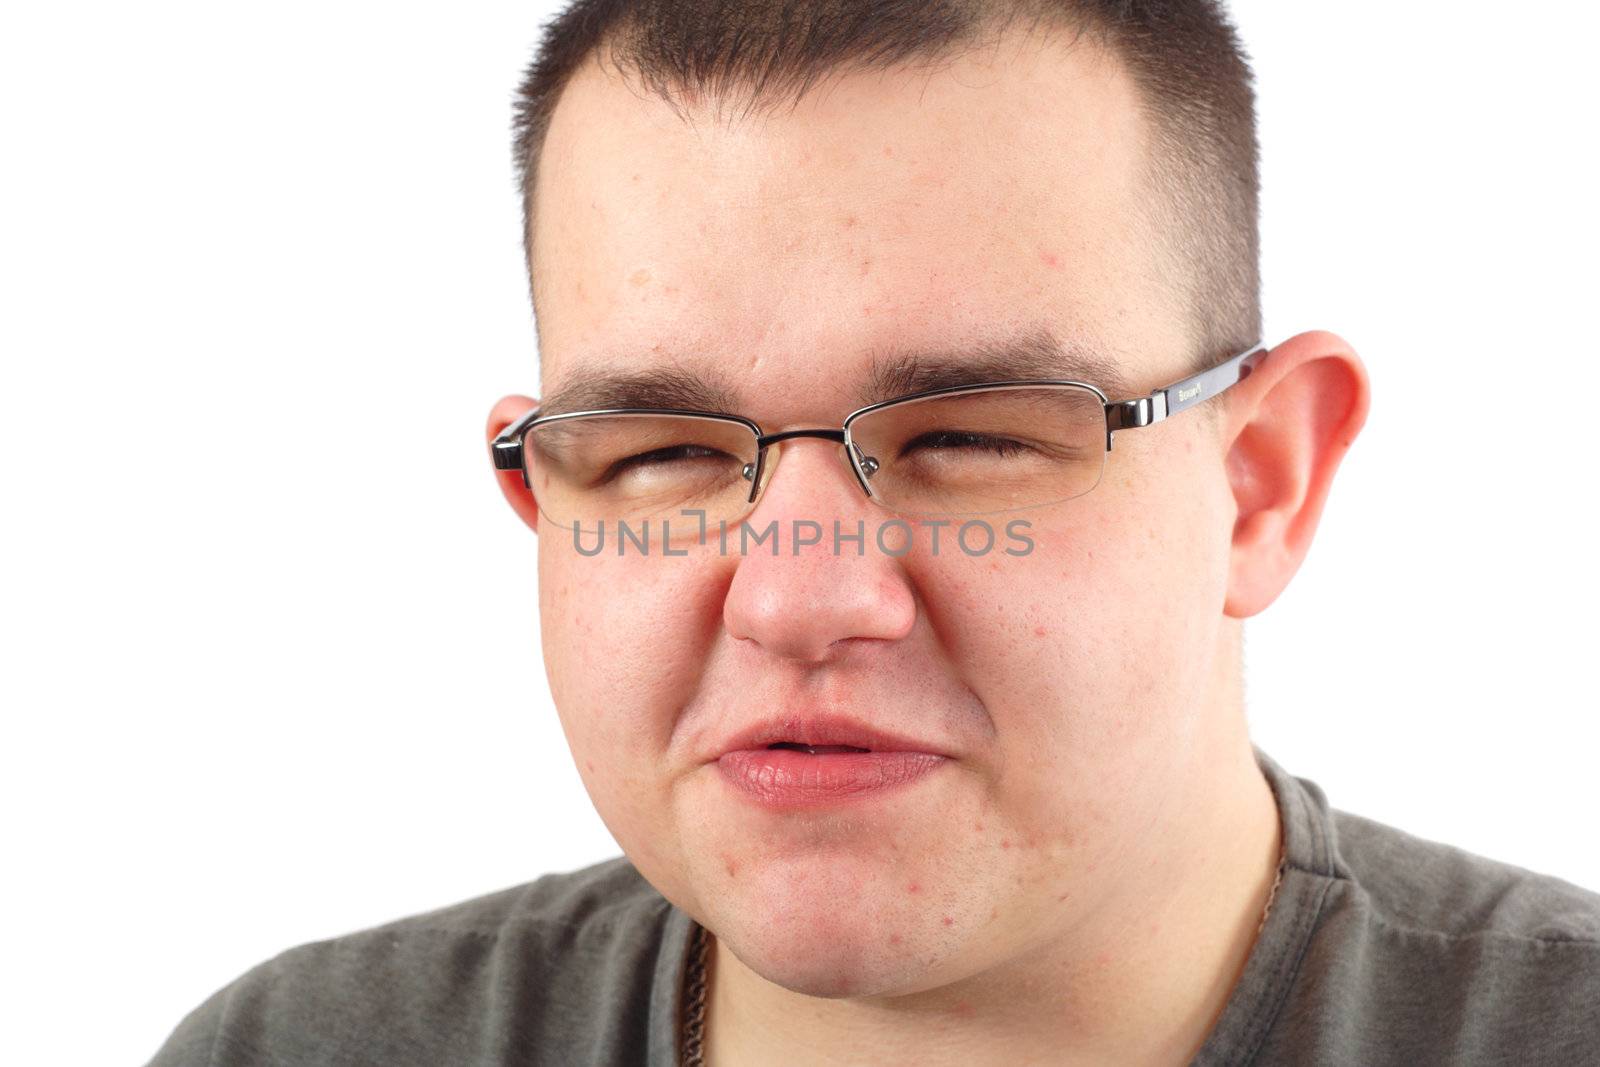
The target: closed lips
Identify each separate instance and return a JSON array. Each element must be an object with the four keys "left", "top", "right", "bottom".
[{"left": 713, "top": 717, "right": 947, "bottom": 760}]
